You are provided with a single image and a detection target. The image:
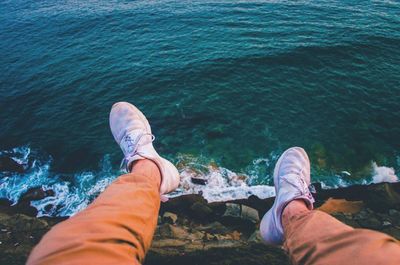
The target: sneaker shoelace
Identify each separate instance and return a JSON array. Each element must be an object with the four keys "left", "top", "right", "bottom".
[
  {"left": 281, "top": 168, "right": 315, "bottom": 203},
  {"left": 120, "top": 132, "right": 155, "bottom": 170}
]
